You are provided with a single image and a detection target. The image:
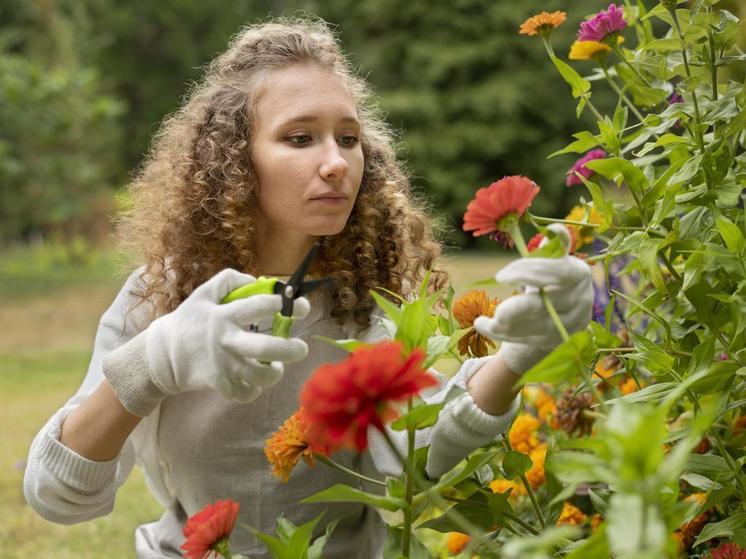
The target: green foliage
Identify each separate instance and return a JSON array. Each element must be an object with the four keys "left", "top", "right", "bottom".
[{"left": 245, "top": 513, "right": 339, "bottom": 559}]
